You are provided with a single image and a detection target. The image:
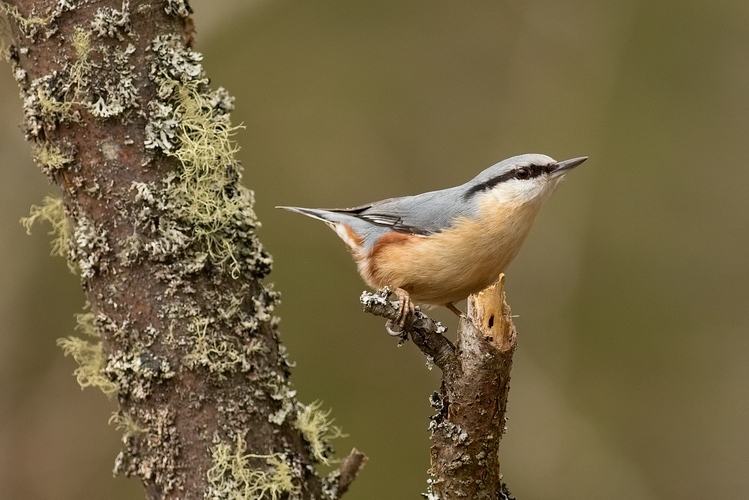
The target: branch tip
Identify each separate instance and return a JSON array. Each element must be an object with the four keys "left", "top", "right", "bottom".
[
  {"left": 324, "top": 448, "right": 367, "bottom": 499},
  {"left": 361, "top": 288, "right": 457, "bottom": 372}
]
